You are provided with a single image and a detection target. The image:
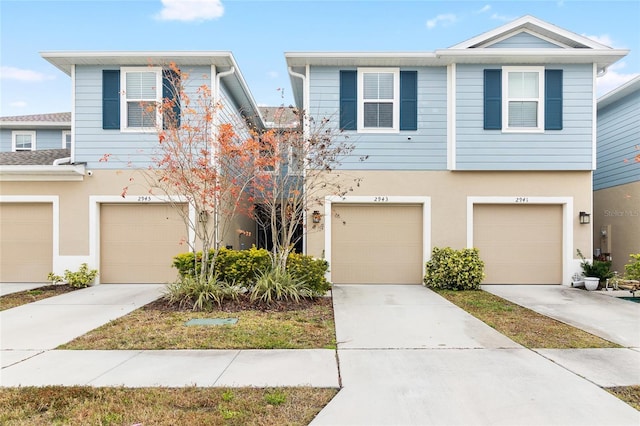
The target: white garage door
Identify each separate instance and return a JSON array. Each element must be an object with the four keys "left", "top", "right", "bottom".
[
  {"left": 100, "top": 203, "right": 188, "bottom": 283},
  {"left": 474, "top": 204, "right": 563, "bottom": 284},
  {"left": 0, "top": 203, "right": 53, "bottom": 282},
  {"left": 331, "top": 204, "right": 423, "bottom": 284}
]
